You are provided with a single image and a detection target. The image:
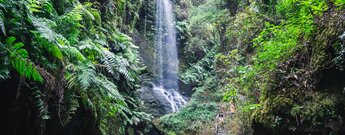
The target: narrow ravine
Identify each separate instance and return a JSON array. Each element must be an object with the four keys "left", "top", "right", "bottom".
[{"left": 2, "top": 0, "right": 345, "bottom": 134}]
